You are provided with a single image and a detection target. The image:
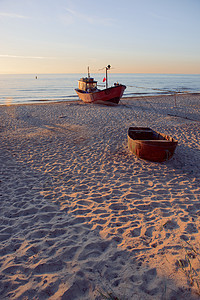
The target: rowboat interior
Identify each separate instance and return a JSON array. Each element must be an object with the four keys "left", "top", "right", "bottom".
[{"left": 128, "top": 127, "right": 175, "bottom": 142}]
